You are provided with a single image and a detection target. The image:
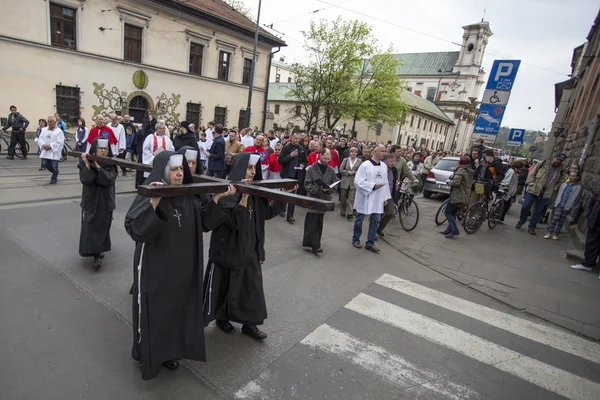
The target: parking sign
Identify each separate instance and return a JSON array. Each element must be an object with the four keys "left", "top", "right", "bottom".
[
  {"left": 507, "top": 128, "right": 525, "bottom": 147},
  {"left": 486, "top": 60, "right": 521, "bottom": 90}
]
